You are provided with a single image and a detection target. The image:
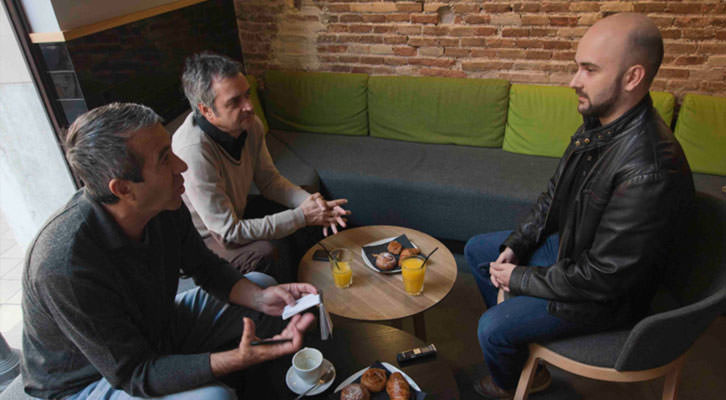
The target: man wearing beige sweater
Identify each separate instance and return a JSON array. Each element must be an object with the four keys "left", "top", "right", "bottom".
[{"left": 173, "top": 53, "right": 349, "bottom": 281}]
